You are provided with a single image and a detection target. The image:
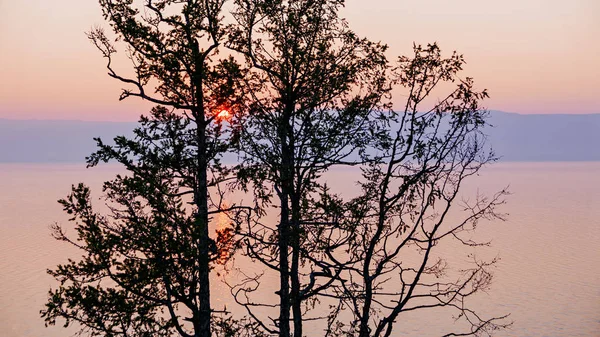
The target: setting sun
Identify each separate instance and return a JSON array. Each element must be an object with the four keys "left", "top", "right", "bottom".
[{"left": 217, "top": 109, "right": 230, "bottom": 119}]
